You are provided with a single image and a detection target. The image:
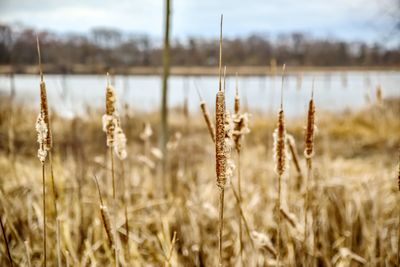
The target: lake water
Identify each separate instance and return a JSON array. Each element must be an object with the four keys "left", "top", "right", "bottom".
[{"left": 0, "top": 71, "right": 399, "bottom": 118}]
